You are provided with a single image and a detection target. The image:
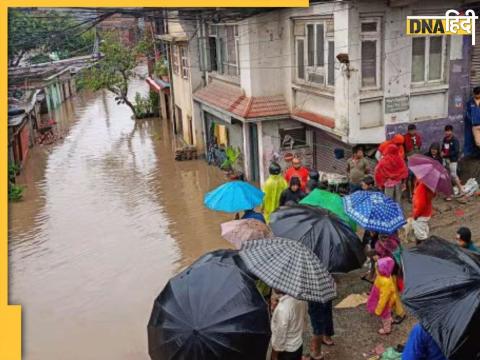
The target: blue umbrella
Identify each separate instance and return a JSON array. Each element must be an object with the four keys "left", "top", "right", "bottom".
[
  {"left": 204, "top": 181, "right": 264, "bottom": 213},
  {"left": 343, "top": 191, "right": 406, "bottom": 234}
]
